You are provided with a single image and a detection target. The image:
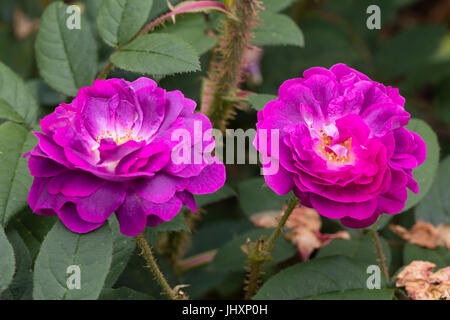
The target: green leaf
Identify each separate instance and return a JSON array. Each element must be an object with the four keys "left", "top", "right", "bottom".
[
  {"left": 254, "top": 256, "right": 389, "bottom": 300},
  {"left": 148, "top": 212, "right": 190, "bottom": 233},
  {"left": 111, "top": 34, "right": 200, "bottom": 75},
  {"left": 1, "top": 229, "right": 32, "bottom": 300},
  {"left": 33, "top": 222, "right": 113, "bottom": 300},
  {"left": 103, "top": 216, "right": 136, "bottom": 288},
  {"left": 317, "top": 235, "right": 391, "bottom": 270},
  {"left": 211, "top": 228, "right": 296, "bottom": 272},
  {"left": 305, "top": 288, "right": 395, "bottom": 300},
  {"left": 247, "top": 93, "right": 277, "bottom": 111},
  {"left": 99, "top": 287, "right": 151, "bottom": 300},
  {"left": 97, "top": 0, "right": 153, "bottom": 47},
  {"left": 415, "top": 156, "right": 450, "bottom": 225},
  {"left": 0, "top": 62, "right": 38, "bottom": 125},
  {"left": 35, "top": 1, "right": 97, "bottom": 96},
  {"left": 156, "top": 14, "right": 217, "bottom": 55},
  {"left": 238, "top": 177, "right": 291, "bottom": 217},
  {"left": 403, "top": 243, "right": 450, "bottom": 269},
  {"left": 0, "top": 122, "right": 37, "bottom": 227},
  {"left": 194, "top": 184, "right": 236, "bottom": 208},
  {"left": 0, "top": 99, "right": 24, "bottom": 123},
  {"left": 401, "top": 119, "right": 440, "bottom": 213},
  {"left": 0, "top": 225, "right": 15, "bottom": 291},
  {"left": 252, "top": 11, "right": 304, "bottom": 47},
  {"left": 9, "top": 209, "right": 57, "bottom": 261}
]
